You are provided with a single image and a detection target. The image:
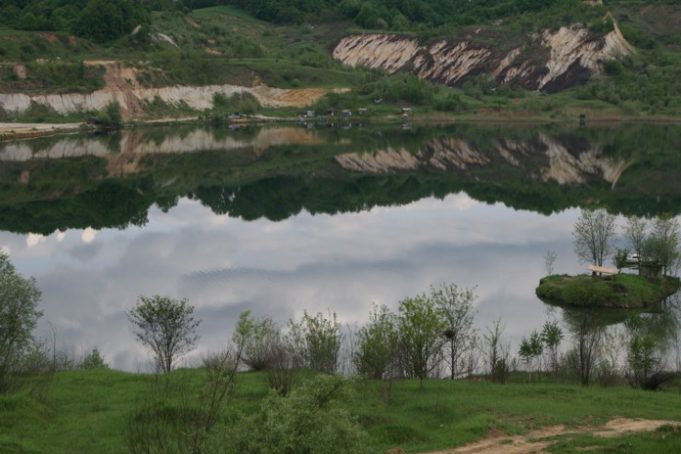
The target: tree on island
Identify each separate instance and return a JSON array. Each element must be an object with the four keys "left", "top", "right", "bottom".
[
  {"left": 128, "top": 295, "right": 200, "bottom": 373},
  {"left": 622, "top": 215, "right": 680, "bottom": 278},
  {"left": 573, "top": 209, "right": 616, "bottom": 270},
  {"left": 644, "top": 216, "right": 681, "bottom": 277},
  {"left": 624, "top": 216, "right": 648, "bottom": 263}
]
